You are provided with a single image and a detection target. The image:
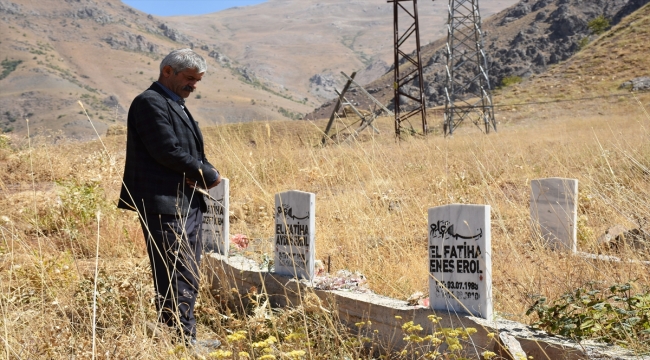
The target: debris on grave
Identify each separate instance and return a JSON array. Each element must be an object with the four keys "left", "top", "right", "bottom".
[
  {"left": 406, "top": 291, "right": 429, "bottom": 307},
  {"left": 600, "top": 226, "right": 650, "bottom": 252},
  {"left": 597, "top": 224, "right": 627, "bottom": 250},
  {"left": 494, "top": 332, "right": 527, "bottom": 360},
  {"left": 314, "top": 259, "right": 325, "bottom": 276},
  {"left": 231, "top": 234, "right": 250, "bottom": 250},
  {"left": 313, "top": 270, "right": 371, "bottom": 293}
]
